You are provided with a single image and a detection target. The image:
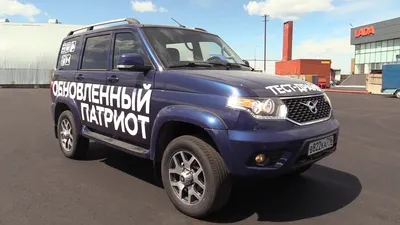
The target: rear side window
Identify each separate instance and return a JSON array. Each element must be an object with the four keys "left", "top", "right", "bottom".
[
  {"left": 81, "top": 34, "right": 111, "bottom": 70},
  {"left": 57, "top": 37, "right": 81, "bottom": 70}
]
